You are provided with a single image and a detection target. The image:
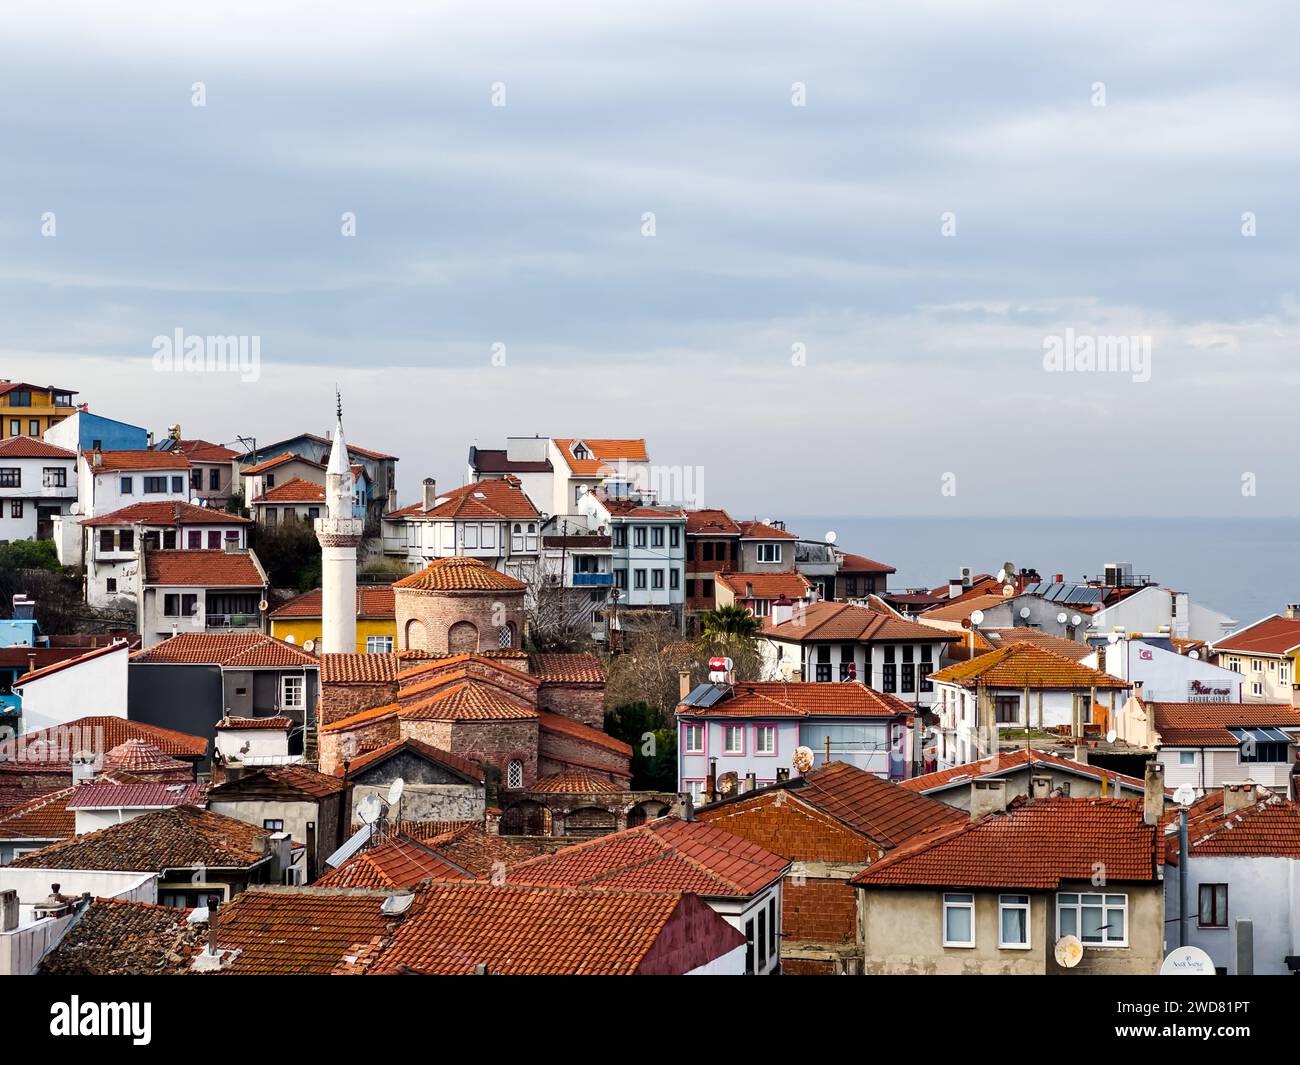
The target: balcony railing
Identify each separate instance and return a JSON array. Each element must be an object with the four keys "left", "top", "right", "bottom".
[
  {"left": 203, "top": 613, "right": 262, "bottom": 630},
  {"left": 572, "top": 572, "right": 613, "bottom": 586}
]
